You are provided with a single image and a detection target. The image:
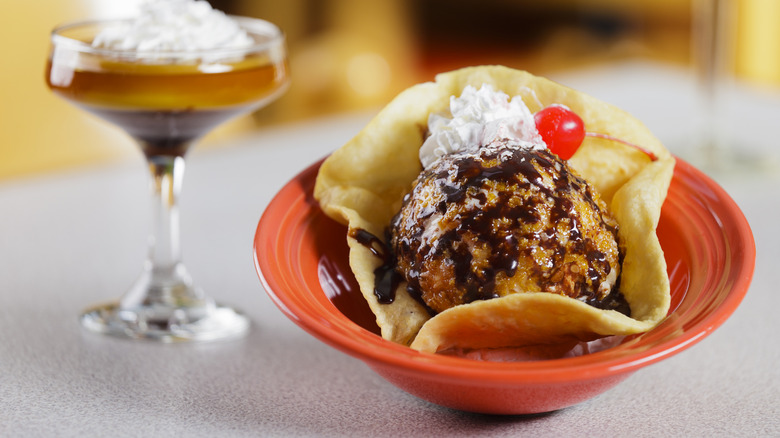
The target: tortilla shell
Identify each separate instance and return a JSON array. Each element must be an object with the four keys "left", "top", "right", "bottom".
[{"left": 314, "top": 66, "right": 674, "bottom": 352}]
